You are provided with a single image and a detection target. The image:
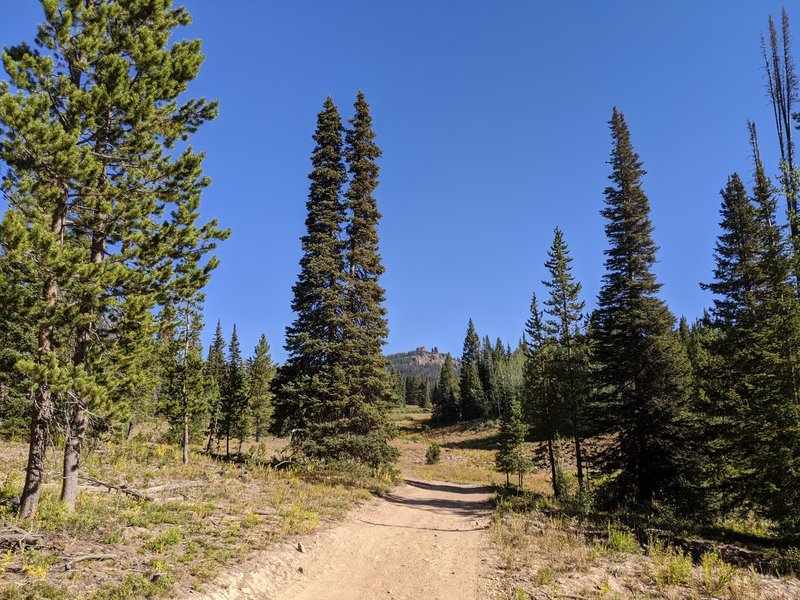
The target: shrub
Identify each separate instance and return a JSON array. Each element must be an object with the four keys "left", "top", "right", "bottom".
[
  {"left": 700, "top": 550, "right": 736, "bottom": 595},
  {"left": 649, "top": 538, "right": 693, "bottom": 587},
  {"left": 605, "top": 525, "right": 639, "bottom": 554},
  {"left": 425, "top": 443, "right": 441, "bottom": 464}
]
